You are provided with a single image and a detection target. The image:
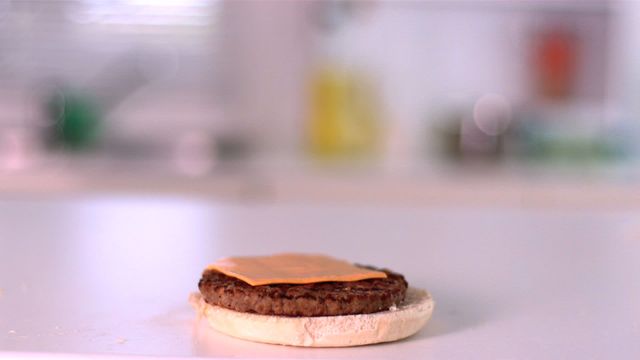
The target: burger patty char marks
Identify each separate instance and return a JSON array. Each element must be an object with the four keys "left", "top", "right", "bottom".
[{"left": 198, "top": 266, "right": 408, "bottom": 317}]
